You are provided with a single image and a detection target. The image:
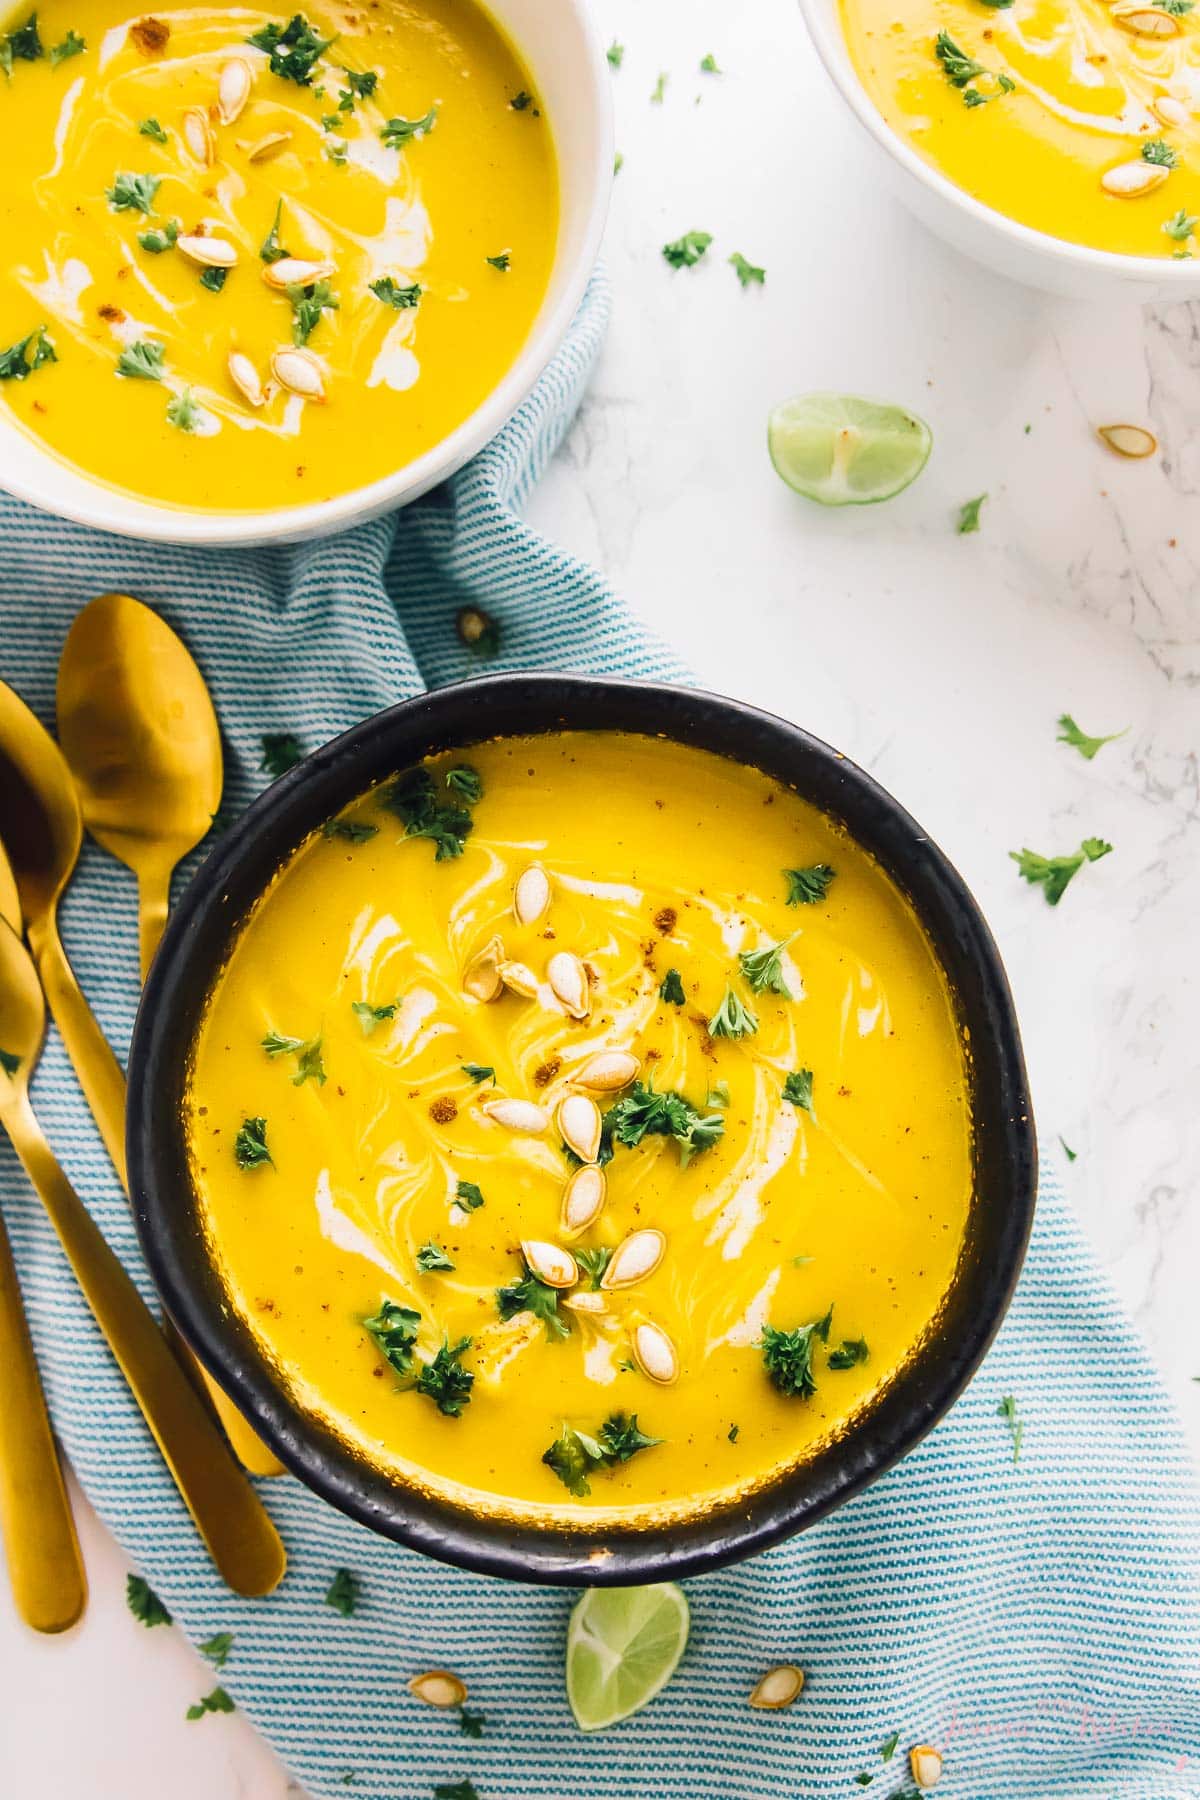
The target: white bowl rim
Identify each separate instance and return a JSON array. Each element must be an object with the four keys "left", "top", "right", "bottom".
[
  {"left": 0, "top": 0, "right": 614, "bottom": 547},
  {"left": 797, "top": 0, "right": 1200, "bottom": 286}
]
